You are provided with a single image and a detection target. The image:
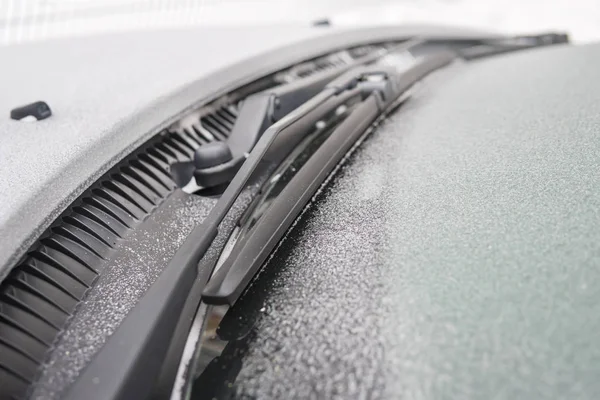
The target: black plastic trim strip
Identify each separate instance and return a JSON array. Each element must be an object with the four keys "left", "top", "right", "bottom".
[{"left": 63, "top": 229, "right": 217, "bottom": 400}]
